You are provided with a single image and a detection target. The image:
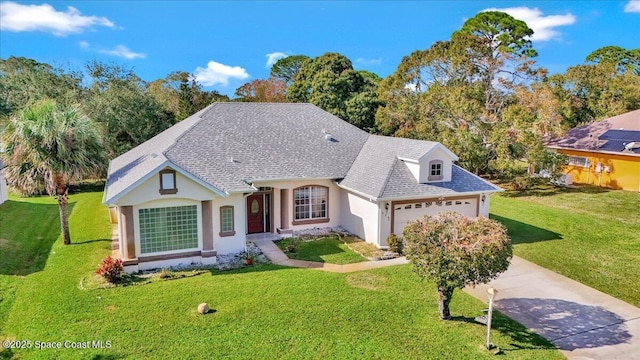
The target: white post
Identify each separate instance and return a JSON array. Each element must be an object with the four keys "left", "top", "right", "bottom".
[{"left": 486, "top": 287, "right": 498, "bottom": 350}]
